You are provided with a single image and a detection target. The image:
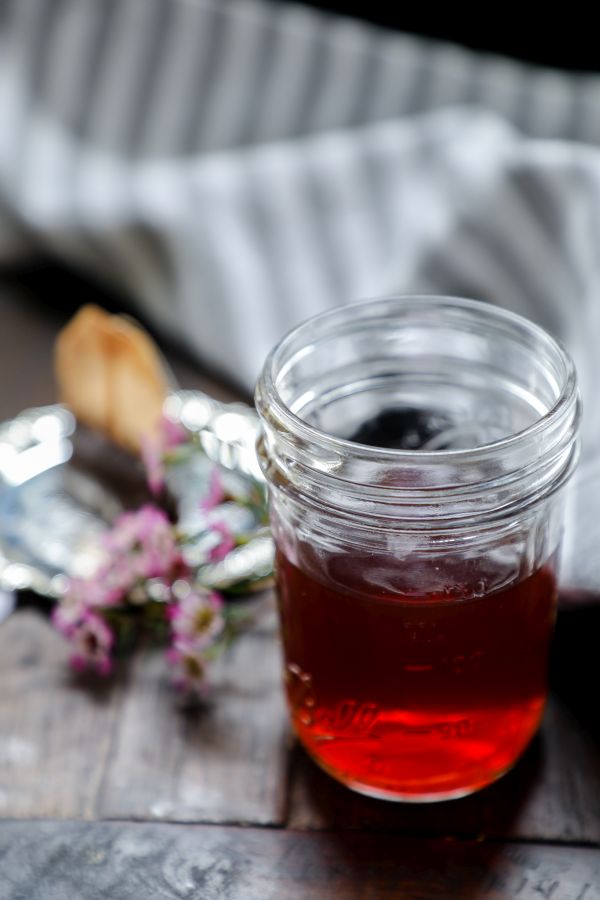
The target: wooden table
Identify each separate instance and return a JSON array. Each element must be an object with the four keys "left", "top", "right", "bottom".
[{"left": 1, "top": 281, "right": 600, "bottom": 899}]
